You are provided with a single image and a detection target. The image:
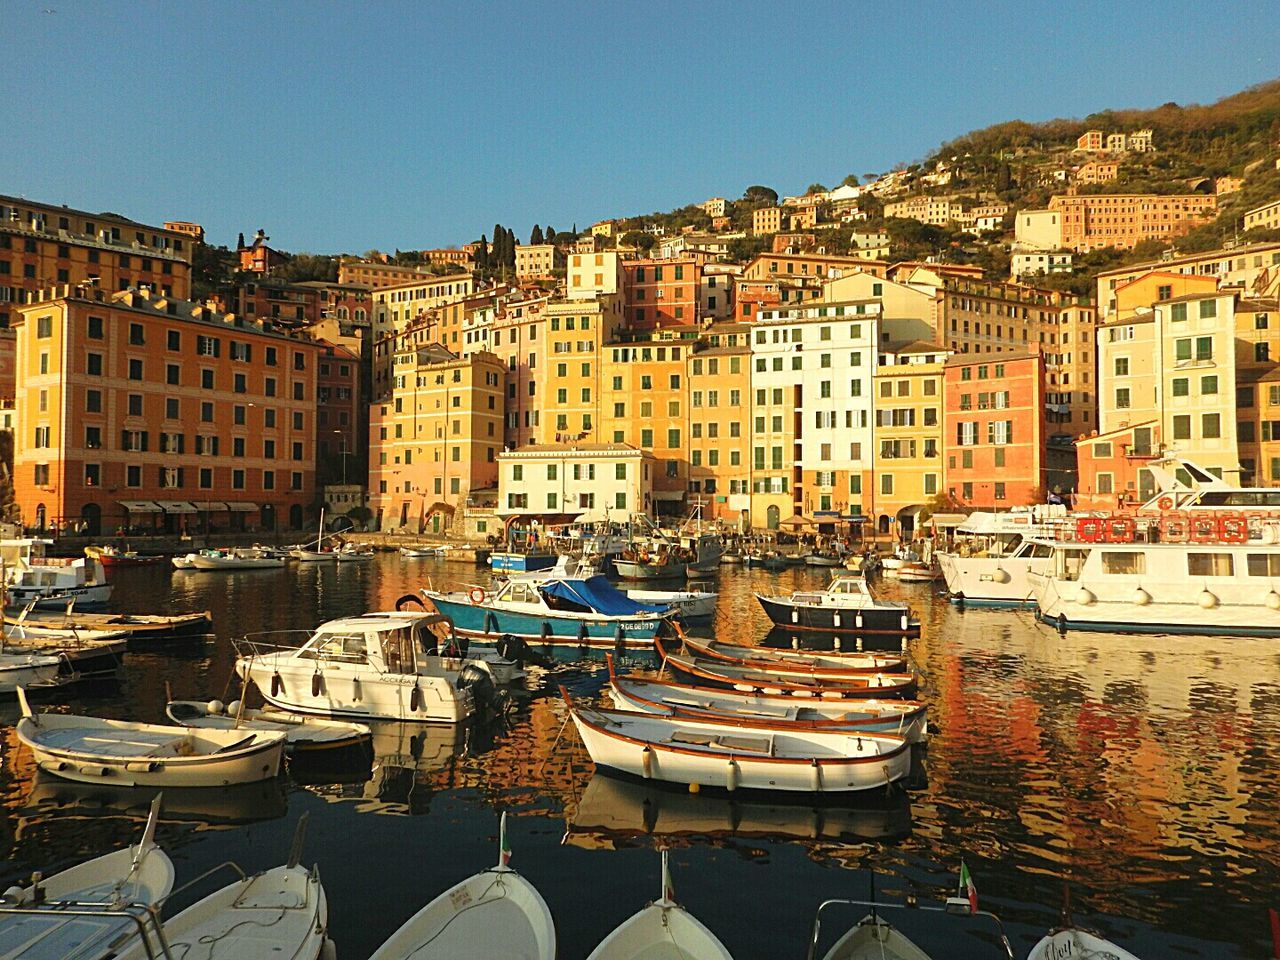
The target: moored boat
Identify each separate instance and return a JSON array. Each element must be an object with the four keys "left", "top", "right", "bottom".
[
  {"left": 0, "top": 651, "right": 65, "bottom": 695},
  {"left": 893, "top": 561, "right": 939, "bottom": 583},
  {"left": 565, "top": 689, "right": 912, "bottom": 794},
  {"left": 606, "top": 662, "right": 928, "bottom": 743},
  {"left": 678, "top": 634, "right": 908, "bottom": 674},
  {"left": 806, "top": 553, "right": 845, "bottom": 567},
  {"left": 85, "top": 545, "right": 166, "bottom": 568},
  {"left": 3, "top": 538, "right": 112, "bottom": 608},
  {"left": 166, "top": 699, "right": 372, "bottom": 753},
  {"left": 757, "top": 574, "right": 918, "bottom": 636},
  {"left": 585, "top": 850, "right": 733, "bottom": 960},
  {"left": 657, "top": 647, "right": 918, "bottom": 699},
  {"left": 368, "top": 812, "right": 555, "bottom": 960},
  {"left": 190, "top": 549, "right": 286, "bottom": 570},
  {"left": 625, "top": 584, "right": 718, "bottom": 619},
  {"left": 4, "top": 604, "right": 212, "bottom": 639},
  {"left": 1027, "top": 928, "right": 1141, "bottom": 960},
  {"left": 15, "top": 688, "right": 285, "bottom": 787}
]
